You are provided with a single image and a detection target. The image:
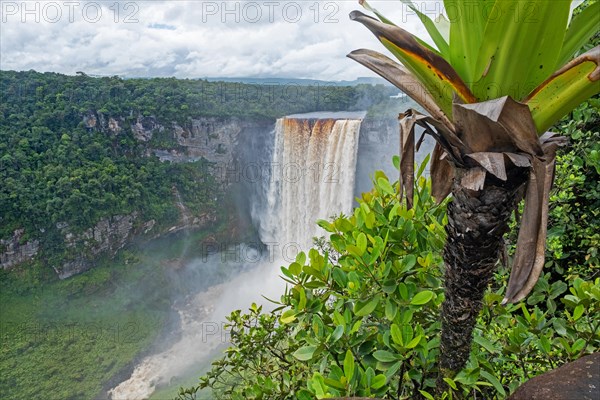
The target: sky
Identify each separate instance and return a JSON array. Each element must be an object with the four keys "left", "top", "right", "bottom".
[{"left": 0, "top": 0, "right": 437, "bottom": 80}]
